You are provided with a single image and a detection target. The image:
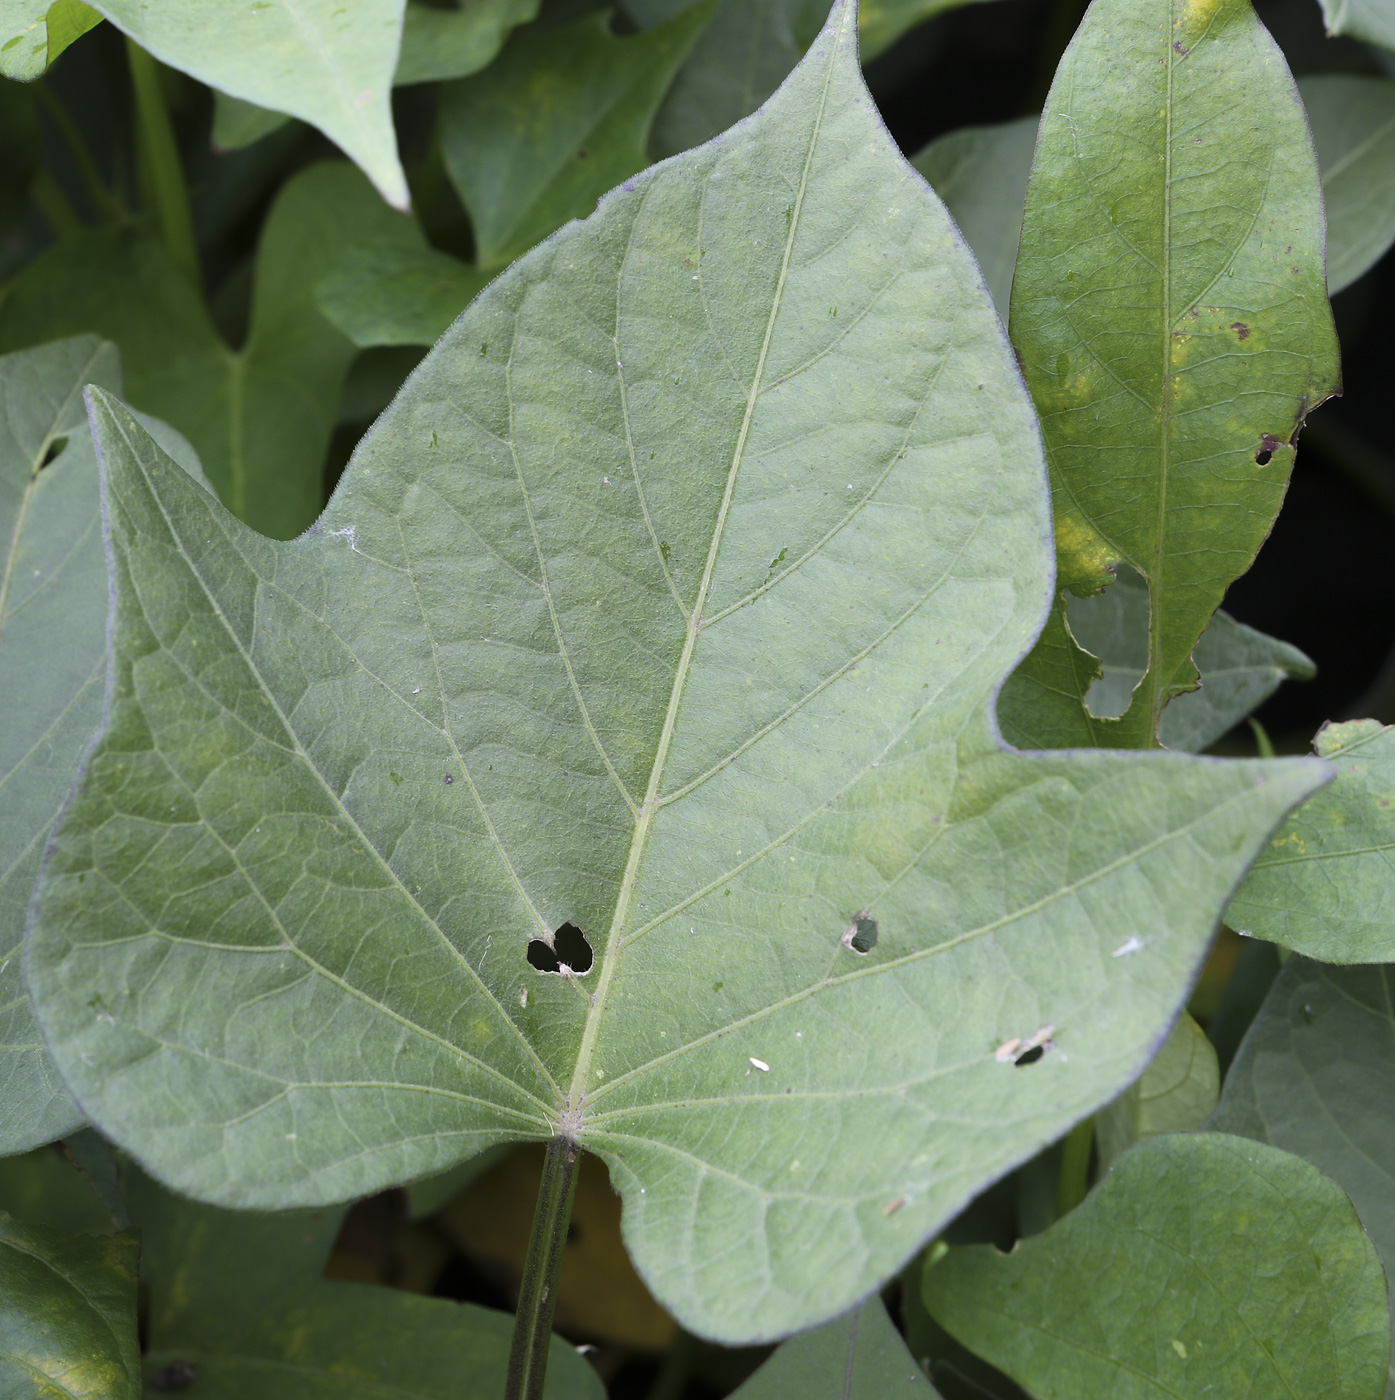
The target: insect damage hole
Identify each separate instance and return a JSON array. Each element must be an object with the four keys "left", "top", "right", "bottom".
[
  {"left": 841, "top": 913, "right": 878, "bottom": 954},
  {"left": 527, "top": 922, "right": 594, "bottom": 975},
  {"left": 38, "top": 435, "right": 68, "bottom": 470}
]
